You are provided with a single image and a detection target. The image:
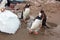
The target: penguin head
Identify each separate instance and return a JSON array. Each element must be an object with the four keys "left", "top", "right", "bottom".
[
  {"left": 40, "top": 10, "right": 44, "bottom": 14},
  {"left": 24, "top": 4, "right": 30, "bottom": 8},
  {"left": 36, "top": 12, "right": 42, "bottom": 20},
  {"left": 40, "top": 10, "right": 46, "bottom": 17}
]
